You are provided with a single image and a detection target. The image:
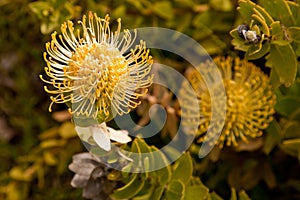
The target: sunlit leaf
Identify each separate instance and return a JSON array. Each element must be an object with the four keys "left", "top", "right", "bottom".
[
  {"left": 251, "top": 14, "right": 269, "bottom": 36},
  {"left": 230, "top": 188, "right": 237, "bottom": 200},
  {"left": 151, "top": 148, "right": 172, "bottom": 185},
  {"left": 253, "top": 6, "right": 274, "bottom": 25},
  {"left": 152, "top": 1, "right": 174, "bottom": 20},
  {"left": 238, "top": 190, "right": 251, "bottom": 200},
  {"left": 112, "top": 5, "right": 126, "bottom": 19},
  {"left": 260, "top": 0, "right": 295, "bottom": 26},
  {"left": 43, "top": 151, "right": 57, "bottom": 166},
  {"left": 209, "top": 192, "right": 223, "bottom": 200},
  {"left": 281, "top": 138, "right": 300, "bottom": 158},
  {"left": 38, "top": 127, "right": 59, "bottom": 140},
  {"left": 209, "top": 0, "right": 233, "bottom": 11},
  {"left": 245, "top": 41, "right": 269, "bottom": 60},
  {"left": 39, "top": 139, "right": 66, "bottom": 149},
  {"left": 9, "top": 165, "right": 38, "bottom": 182},
  {"left": 132, "top": 182, "right": 153, "bottom": 200},
  {"left": 183, "top": 185, "right": 209, "bottom": 200},
  {"left": 28, "top": 1, "right": 52, "bottom": 19},
  {"left": 237, "top": 0, "right": 256, "bottom": 23},
  {"left": 6, "top": 182, "right": 29, "bottom": 200},
  {"left": 287, "top": 27, "right": 300, "bottom": 43},
  {"left": 270, "top": 21, "right": 282, "bottom": 36},
  {"left": 164, "top": 180, "right": 185, "bottom": 200},
  {"left": 58, "top": 122, "right": 76, "bottom": 139},
  {"left": 149, "top": 185, "right": 165, "bottom": 200},
  {"left": 265, "top": 44, "right": 297, "bottom": 86},
  {"left": 172, "top": 153, "right": 193, "bottom": 184},
  {"left": 111, "top": 174, "right": 145, "bottom": 200}
]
